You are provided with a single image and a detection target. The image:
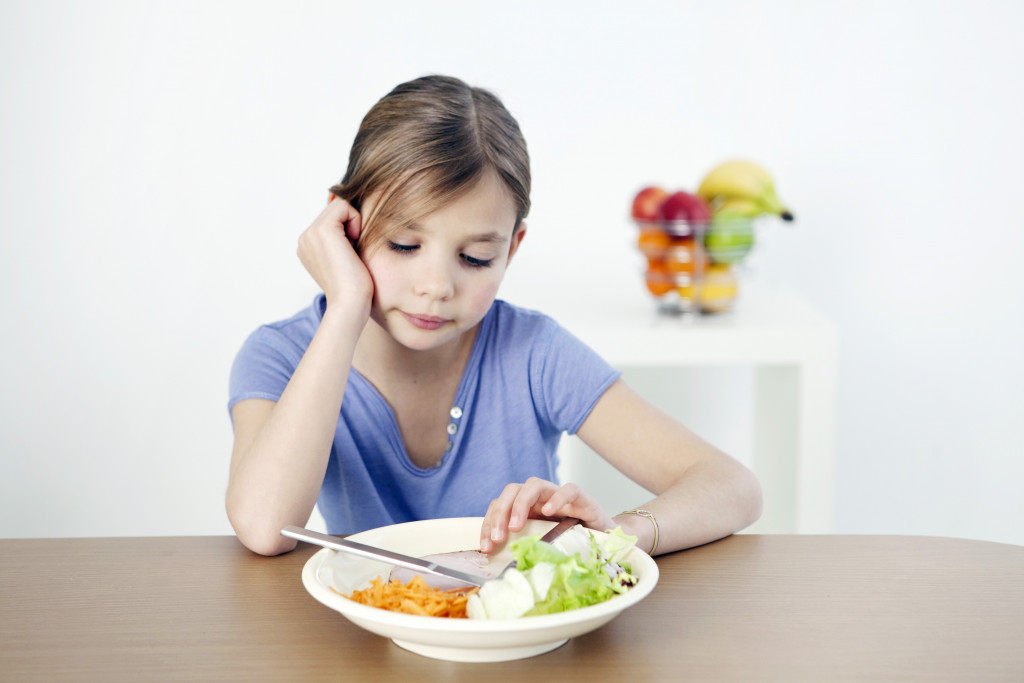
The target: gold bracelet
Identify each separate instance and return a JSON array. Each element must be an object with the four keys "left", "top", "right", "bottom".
[{"left": 620, "top": 508, "right": 659, "bottom": 555}]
